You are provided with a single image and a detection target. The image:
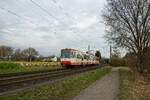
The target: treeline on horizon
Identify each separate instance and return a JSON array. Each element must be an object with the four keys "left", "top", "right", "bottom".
[{"left": 0, "top": 45, "right": 55, "bottom": 62}]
